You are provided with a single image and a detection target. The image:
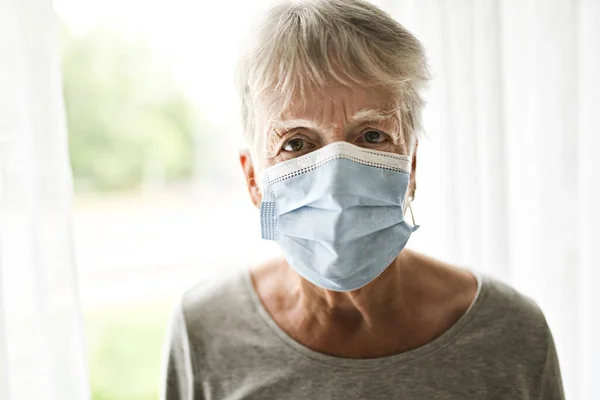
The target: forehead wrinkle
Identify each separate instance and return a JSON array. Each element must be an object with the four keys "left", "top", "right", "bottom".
[
  {"left": 341, "top": 93, "right": 349, "bottom": 128},
  {"left": 268, "top": 118, "right": 321, "bottom": 137},
  {"left": 266, "top": 105, "right": 401, "bottom": 140},
  {"left": 323, "top": 93, "right": 334, "bottom": 128}
]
